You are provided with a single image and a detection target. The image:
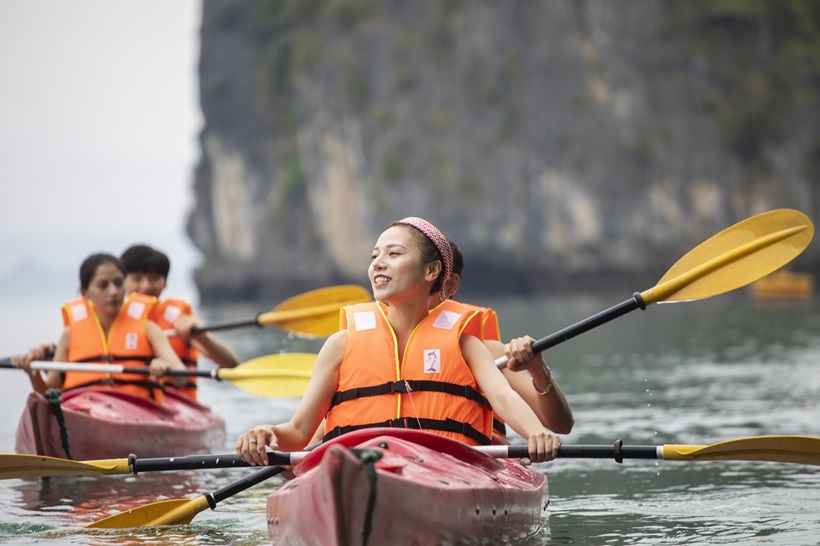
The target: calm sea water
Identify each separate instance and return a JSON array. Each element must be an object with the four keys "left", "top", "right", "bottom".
[{"left": 1, "top": 290, "right": 819, "bottom": 545}]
